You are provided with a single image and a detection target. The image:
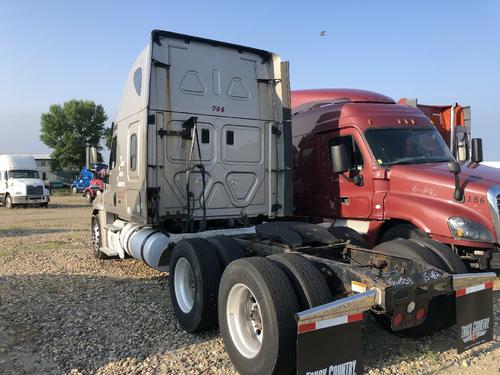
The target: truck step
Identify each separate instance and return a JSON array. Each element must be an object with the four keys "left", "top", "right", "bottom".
[{"left": 100, "top": 247, "right": 119, "bottom": 256}]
